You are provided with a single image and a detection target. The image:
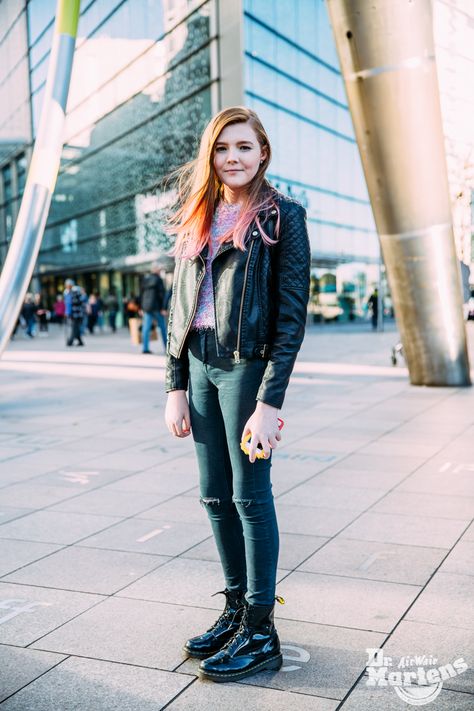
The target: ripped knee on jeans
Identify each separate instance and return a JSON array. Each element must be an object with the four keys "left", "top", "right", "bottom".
[
  {"left": 200, "top": 497, "right": 221, "bottom": 507},
  {"left": 232, "top": 497, "right": 255, "bottom": 508}
]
